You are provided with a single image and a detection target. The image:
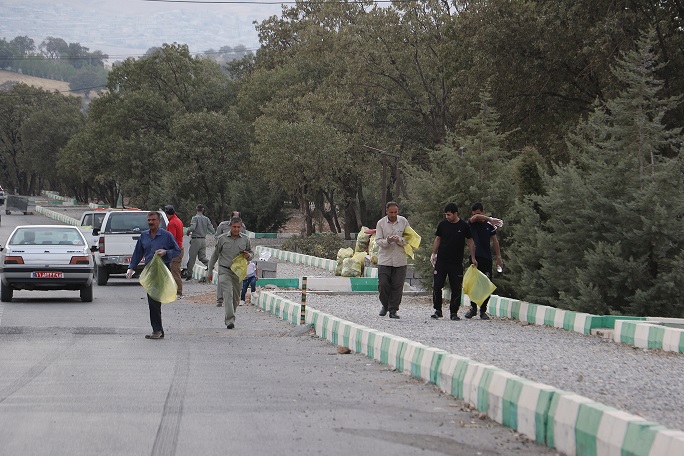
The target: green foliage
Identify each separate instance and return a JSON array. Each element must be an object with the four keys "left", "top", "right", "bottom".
[
  {"left": 0, "top": 83, "right": 83, "bottom": 195},
  {"left": 506, "top": 29, "right": 684, "bottom": 316},
  {"left": 281, "top": 233, "right": 347, "bottom": 260}
]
